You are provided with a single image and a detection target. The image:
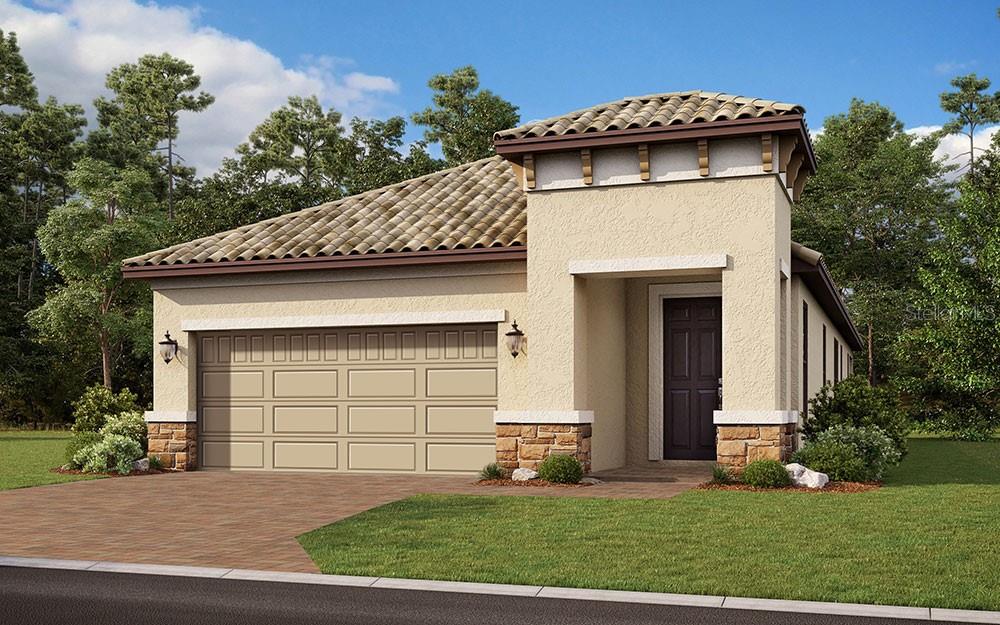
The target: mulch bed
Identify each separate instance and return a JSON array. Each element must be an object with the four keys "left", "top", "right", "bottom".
[
  {"left": 698, "top": 481, "right": 880, "bottom": 493},
  {"left": 51, "top": 466, "right": 168, "bottom": 478},
  {"left": 477, "top": 479, "right": 593, "bottom": 488}
]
